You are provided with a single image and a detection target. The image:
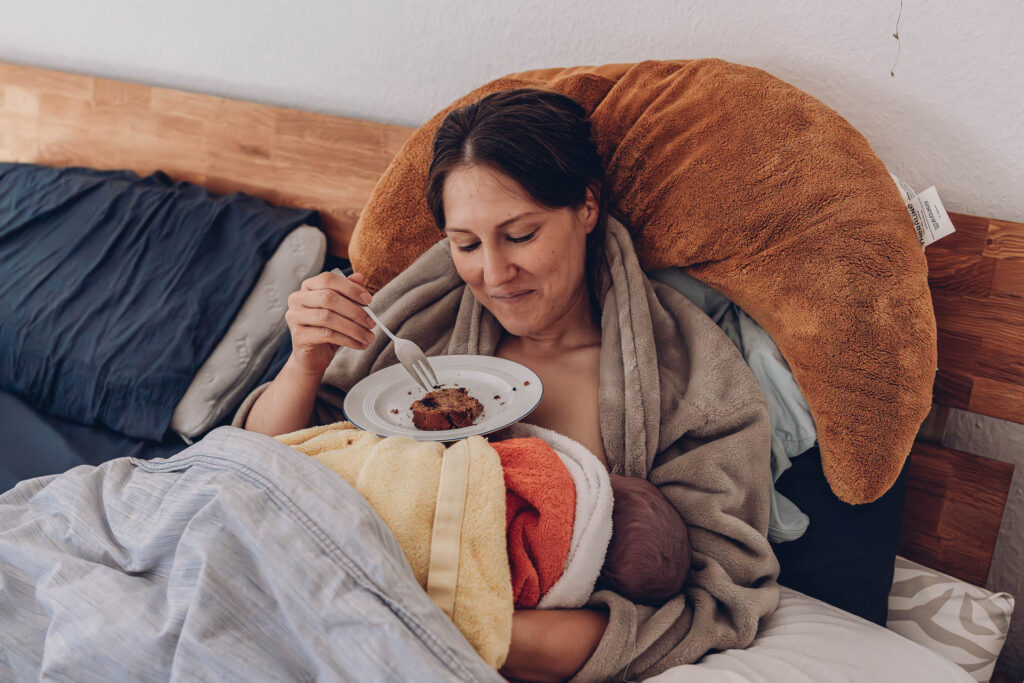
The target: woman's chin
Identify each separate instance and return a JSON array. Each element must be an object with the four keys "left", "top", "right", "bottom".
[
  {"left": 488, "top": 311, "right": 537, "bottom": 337},
  {"left": 496, "top": 319, "right": 534, "bottom": 337}
]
